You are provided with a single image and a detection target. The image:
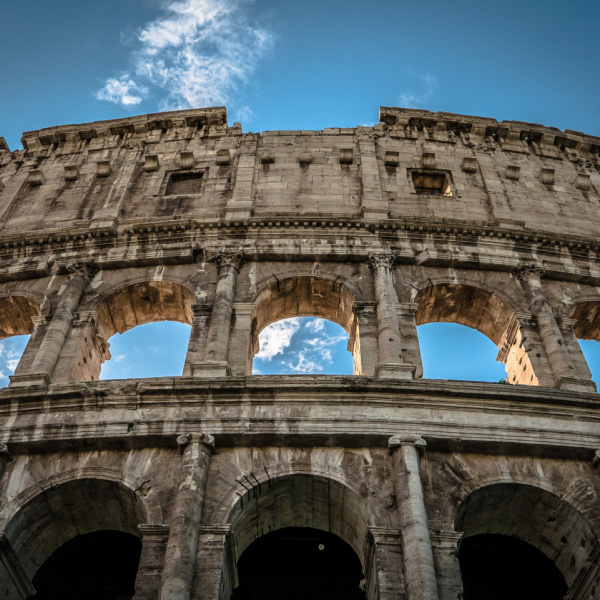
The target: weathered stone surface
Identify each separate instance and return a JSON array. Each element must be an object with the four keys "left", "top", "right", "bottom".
[{"left": 0, "top": 105, "right": 598, "bottom": 599}]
